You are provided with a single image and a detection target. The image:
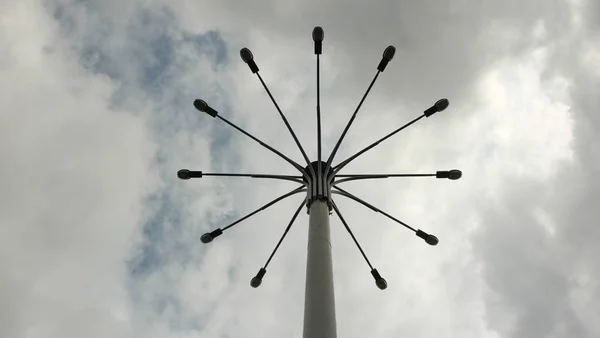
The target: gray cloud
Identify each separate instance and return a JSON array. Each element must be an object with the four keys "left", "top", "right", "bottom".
[
  {"left": 2, "top": 0, "right": 599, "bottom": 337},
  {"left": 162, "top": 0, "right": 572, "bottom": 106},
  {"left": 471, "top": 4, "right": 600, "bottom": 337}
]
